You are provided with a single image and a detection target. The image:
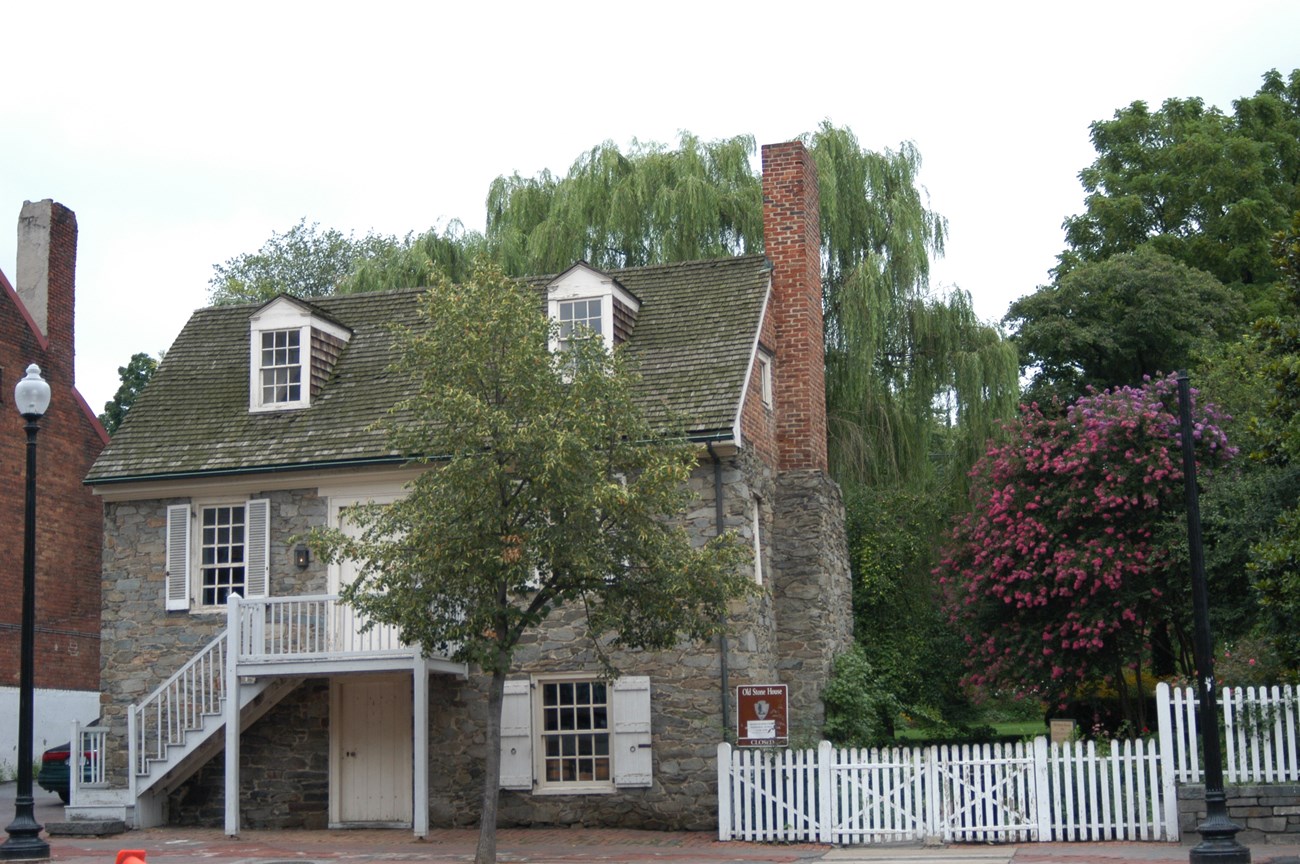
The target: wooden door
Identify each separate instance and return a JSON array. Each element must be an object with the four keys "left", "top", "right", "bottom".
[{"left": 331, "top": 676, "right": 413, "bottom": 825}]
